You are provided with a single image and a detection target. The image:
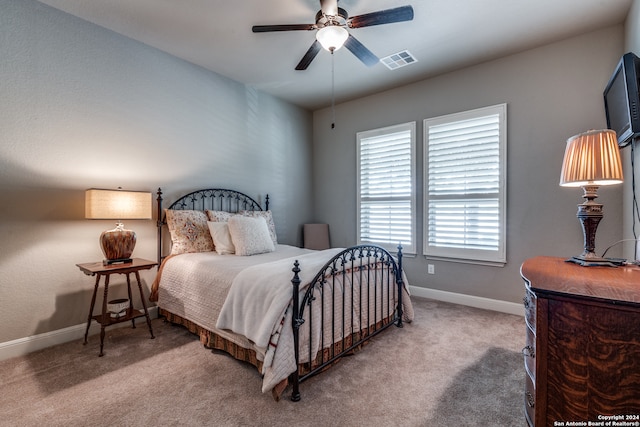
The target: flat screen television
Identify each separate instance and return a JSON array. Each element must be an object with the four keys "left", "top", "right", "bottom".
[{"left": 603, "top": 52, "right": 640, "bottom": 148}]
